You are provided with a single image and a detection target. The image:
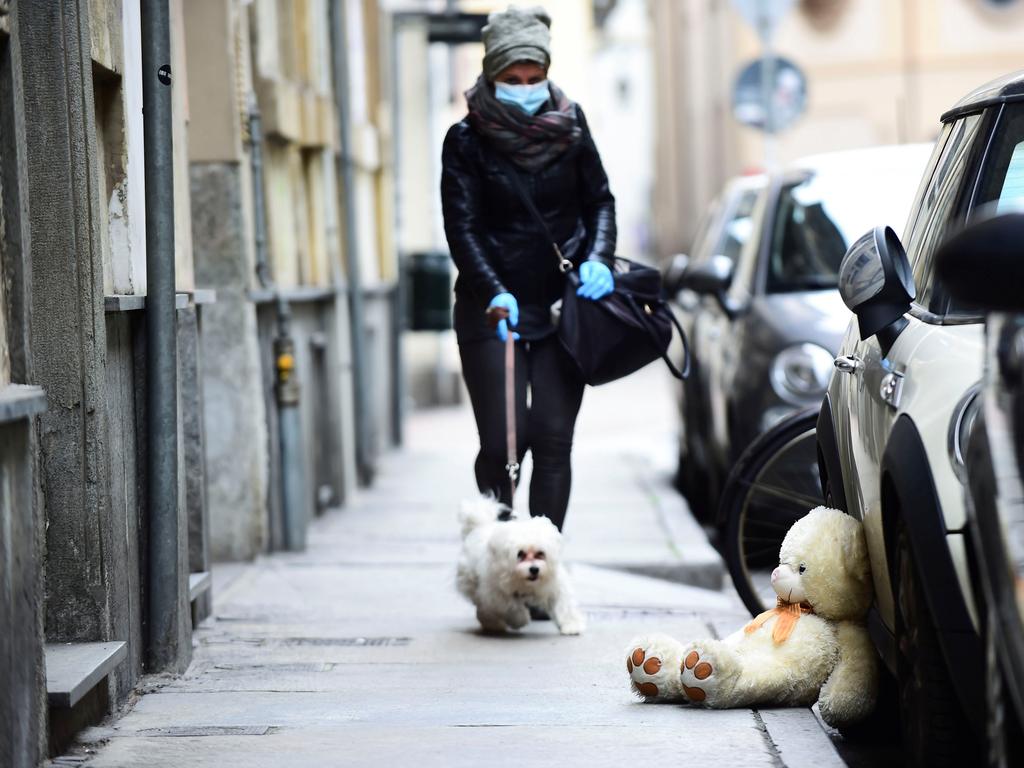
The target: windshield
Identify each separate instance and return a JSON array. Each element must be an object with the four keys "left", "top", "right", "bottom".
[{"left": 766, "top": 159, "right": 925, "bottom": 293}]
